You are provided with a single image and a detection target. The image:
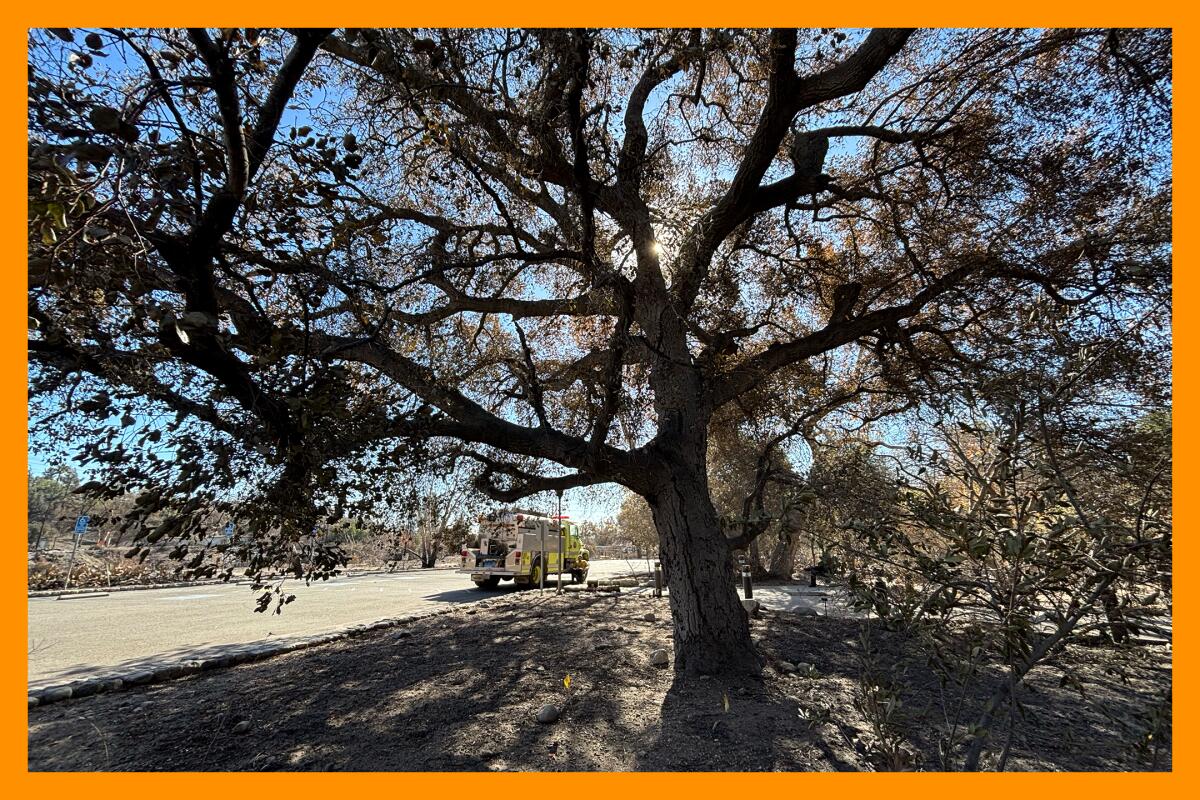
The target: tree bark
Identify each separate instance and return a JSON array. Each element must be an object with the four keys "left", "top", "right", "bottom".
[
  {"left": 647, "top": 460, "right": 762, "bottom": 675},
  {"left": 766, "top": 528, "right": 800, "bottom": 579},
  {"left": 747, "top": 537, "right": 769, "bottom": 579},
  {"left": 1101, "top": 586, "right": 1129, "bottom": 644}
]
